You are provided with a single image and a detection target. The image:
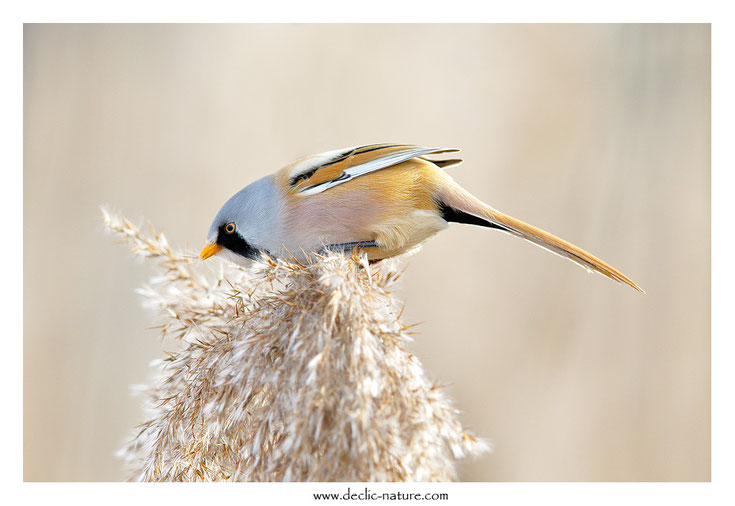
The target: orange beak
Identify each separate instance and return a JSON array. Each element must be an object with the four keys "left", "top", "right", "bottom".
[{"left": 199, "top": 242, "right": 222, "bottom": 261}]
